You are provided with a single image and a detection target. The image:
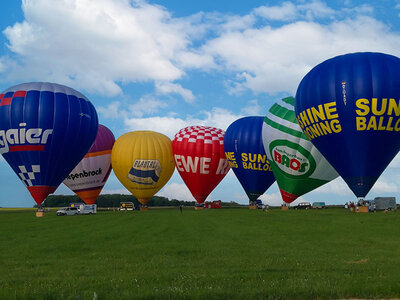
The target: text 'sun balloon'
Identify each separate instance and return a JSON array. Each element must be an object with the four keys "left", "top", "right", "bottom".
[
  {"left": 0, "top": 82, "right": 98, "bottom": 205},
  {"left": 172, "top": 126, "right": 230, "bottom": 204},
  {"left": 63, "top": 124, "right": 115, "bottom": 204},
  {"left": 295, "top": 52, "right": 400, "bottom": 198},
  {"left": 224, "top": 116, "right": 275, "bottom": 202},
  {"left": 111, "top": 131, "right": 175, "bottom": 205},
  {"left": 262, "top": 97, "right": 338, "bottom": 203}
]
